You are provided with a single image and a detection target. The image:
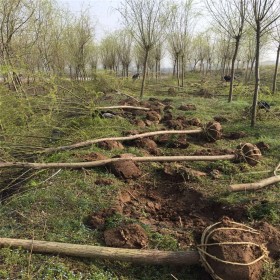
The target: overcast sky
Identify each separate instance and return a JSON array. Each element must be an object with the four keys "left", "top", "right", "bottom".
[
  {"left": 59, "top": 0, "right": 276, "bottom": 63},
  {"left": 59, "top": 0, "right": 121, "bottom": 40}
]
